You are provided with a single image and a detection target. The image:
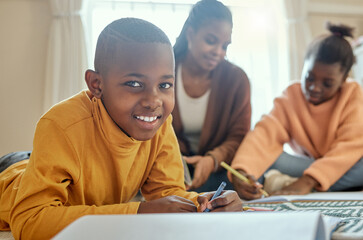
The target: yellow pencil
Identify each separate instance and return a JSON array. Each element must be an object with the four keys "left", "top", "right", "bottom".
[
  {"left": 243, "top": 206, "right": 273, "bottom": 211},
  {"left": 220, "top": 162, "right": 269, "bottom": 197}
]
